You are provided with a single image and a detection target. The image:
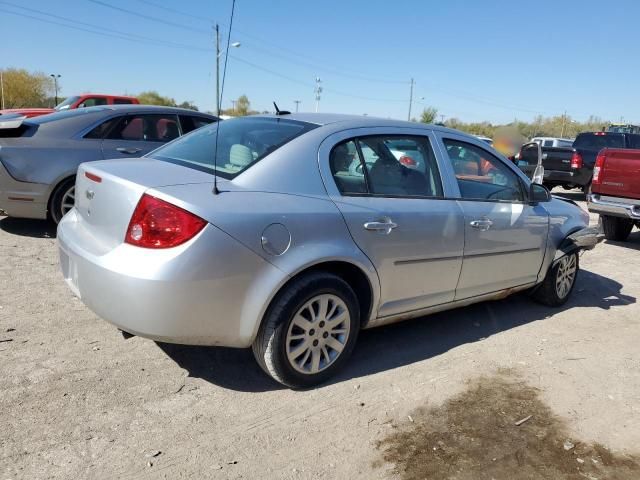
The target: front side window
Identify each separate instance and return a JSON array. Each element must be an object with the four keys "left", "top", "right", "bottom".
[
  {"left": 106, "top": 114, "right": 179, "bottom": 142},
  {"left": 151, "top": 117, "right": 317, "bottom": 179},
  {"left": 81, "top": 97, "right": 108, "bottom": 108},
  {"left": 443, "top": 139, "right": 524, "bottom": 202},
  {"left": 330, "top": 135, "right": 443, "bottom": 198}
]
